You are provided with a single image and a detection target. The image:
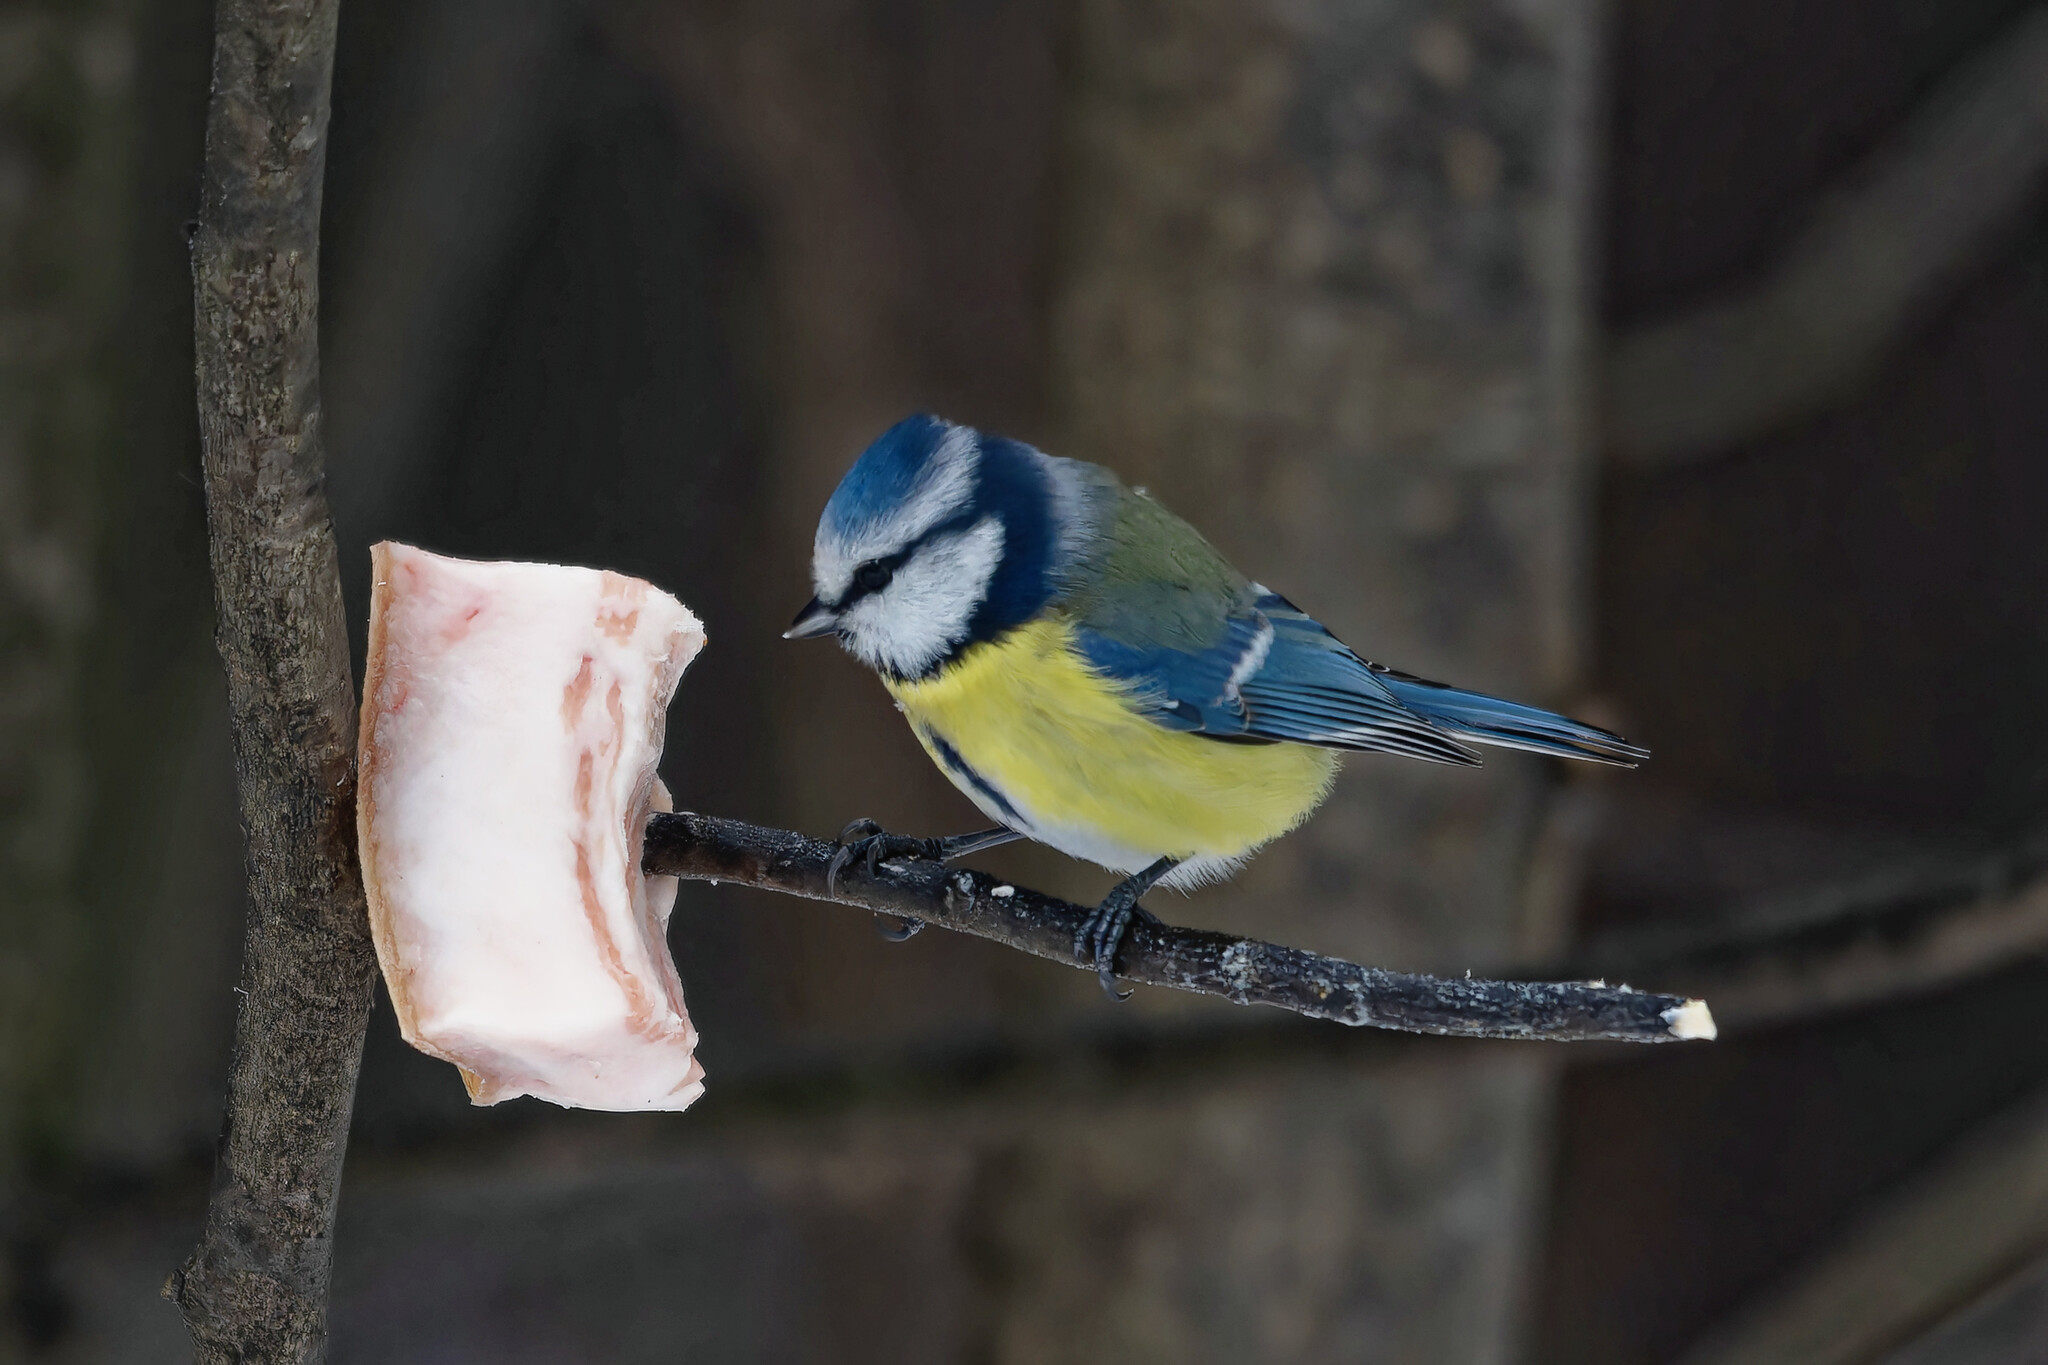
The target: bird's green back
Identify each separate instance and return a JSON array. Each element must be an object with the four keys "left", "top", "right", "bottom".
[{"left": 1054, "top": 468, "right": 1253, "bottom": 653}]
